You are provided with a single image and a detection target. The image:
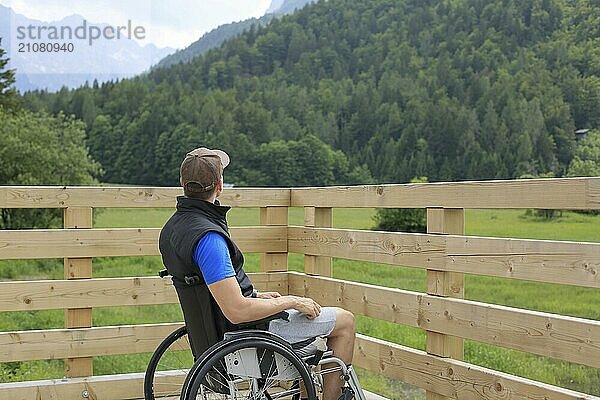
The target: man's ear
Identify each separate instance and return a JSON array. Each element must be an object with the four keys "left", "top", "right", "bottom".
[{"left": 213, "top": 178, "right": 223, "bottom": 199}]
